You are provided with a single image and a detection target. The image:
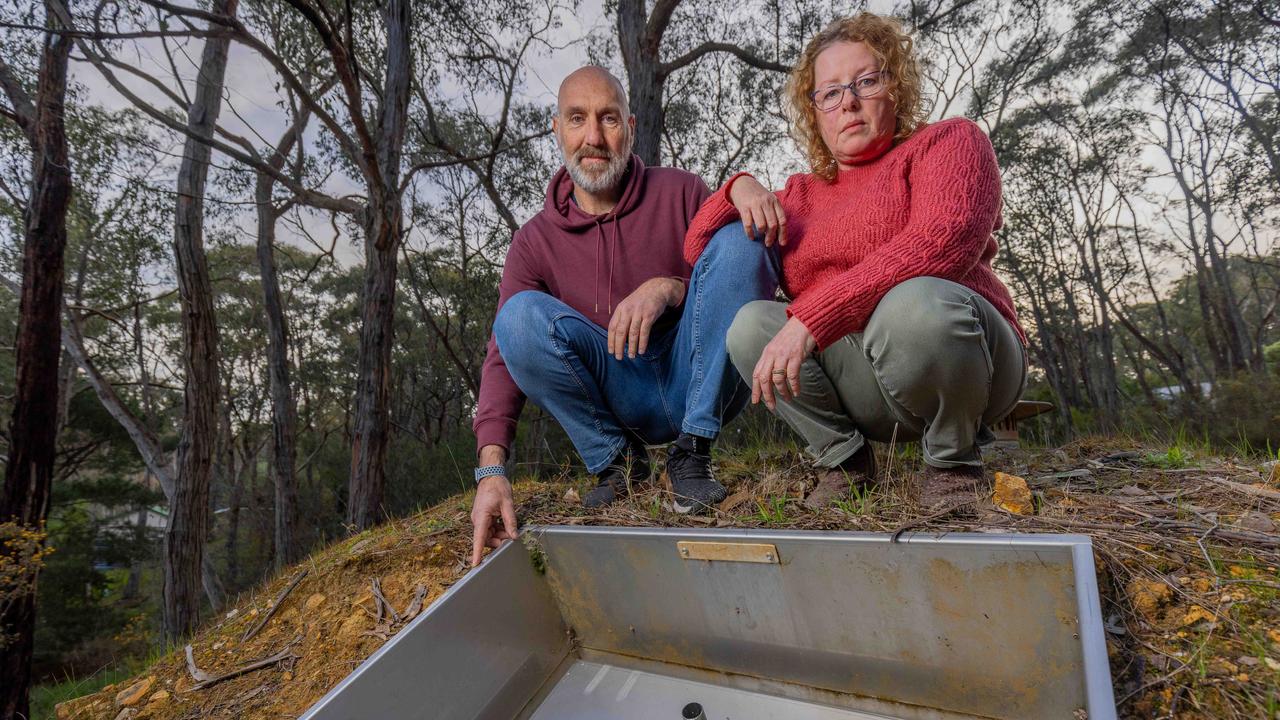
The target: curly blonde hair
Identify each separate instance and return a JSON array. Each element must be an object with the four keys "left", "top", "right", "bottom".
[{"left": 784, "top": 13, "right": 929, "bottom": 180}]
